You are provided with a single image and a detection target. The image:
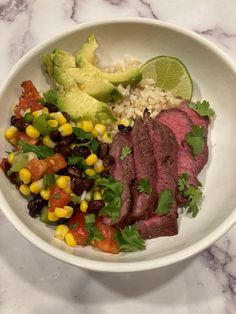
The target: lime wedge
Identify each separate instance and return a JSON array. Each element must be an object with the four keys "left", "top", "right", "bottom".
[{"left": 141, "top": 56, "right": 193, "bottom": 100}]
